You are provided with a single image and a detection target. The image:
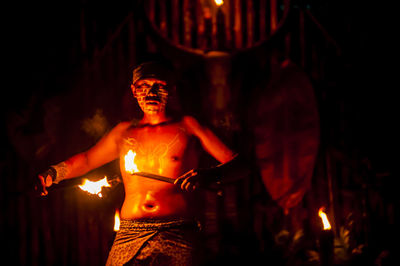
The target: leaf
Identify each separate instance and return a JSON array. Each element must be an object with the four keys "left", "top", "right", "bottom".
[
  {"left": 292, "top": 229, "right": 304, "bottom": 245},
  {"left": 306, "top": 250, "right": 320, "bottom": 262},
  {"left": 352, "top": 244, "right": 365, "bottom": 255},
  {"left": 274, "top": 230, "right": 290, "bottom": 246}
]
